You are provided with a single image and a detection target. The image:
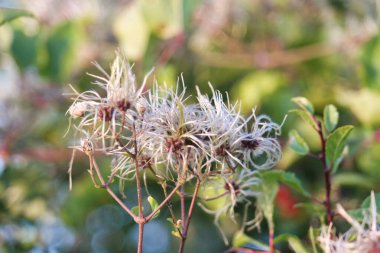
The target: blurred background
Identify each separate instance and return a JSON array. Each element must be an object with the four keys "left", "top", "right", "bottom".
[{"left": 1, "top": 0, "right": 380, "bottom": 252}]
